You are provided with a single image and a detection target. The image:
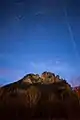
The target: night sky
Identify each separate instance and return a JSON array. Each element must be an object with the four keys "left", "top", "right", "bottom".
[{"left": 0, "top": 0, "right": 80, "bottom": 86}]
